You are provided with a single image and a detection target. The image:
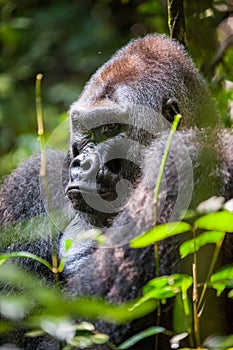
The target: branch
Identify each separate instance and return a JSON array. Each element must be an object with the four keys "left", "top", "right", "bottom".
[{"left": 167, "top": 0, "right": 187, "bottom": 48}]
